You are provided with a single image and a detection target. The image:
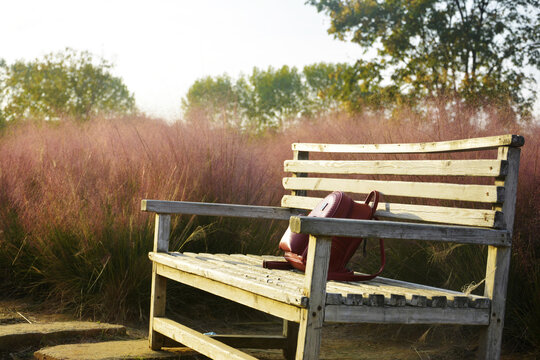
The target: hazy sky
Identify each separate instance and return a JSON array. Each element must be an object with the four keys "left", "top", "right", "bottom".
[
  {"left": 2, "top": 0, "right": 366, "bottom": 120},
  {"left": 3, "top": 0, "right": 538, "bottom": 120}
]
